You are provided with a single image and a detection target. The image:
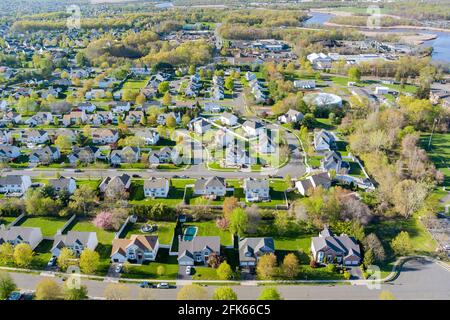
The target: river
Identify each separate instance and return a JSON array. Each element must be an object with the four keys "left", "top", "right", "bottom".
[{"left": 305, "top": 12, "right": 450, "bottom": 63}]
